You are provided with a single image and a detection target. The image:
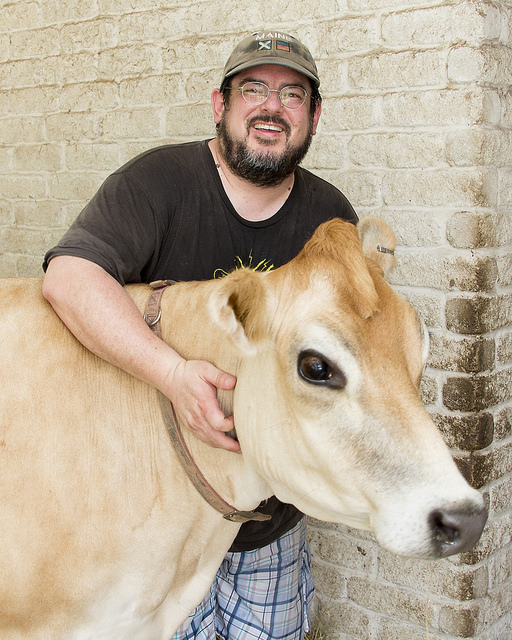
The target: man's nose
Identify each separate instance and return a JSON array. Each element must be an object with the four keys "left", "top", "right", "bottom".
[{"left": 263, "top": 90, "right": 284, "bottom": 111}]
